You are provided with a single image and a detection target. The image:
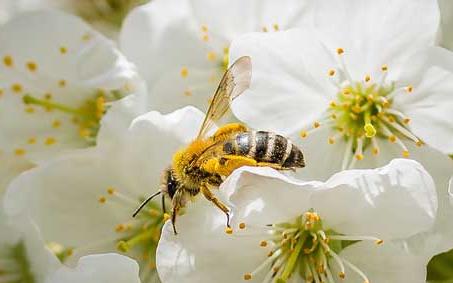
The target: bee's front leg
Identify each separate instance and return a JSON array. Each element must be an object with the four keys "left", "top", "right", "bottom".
[{"left": 200, "top": 184, "right": 231, "bottom": 229}]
